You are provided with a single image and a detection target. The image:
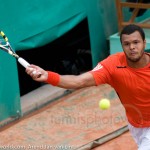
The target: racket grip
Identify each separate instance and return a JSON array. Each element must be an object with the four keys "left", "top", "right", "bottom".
[
  {"left": 18, "top": 57, "right": 30, "bottom": 68},
  {"left": 18, "top": 57, "right": 42, "bottom": 78}
]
